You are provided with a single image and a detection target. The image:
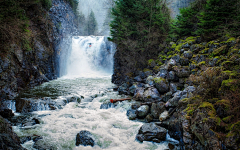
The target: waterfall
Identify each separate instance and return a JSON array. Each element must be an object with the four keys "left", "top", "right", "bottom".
[{"left": 66, "top": 36, "right": 115, "bottom": 77}]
